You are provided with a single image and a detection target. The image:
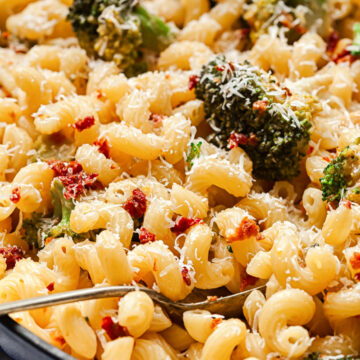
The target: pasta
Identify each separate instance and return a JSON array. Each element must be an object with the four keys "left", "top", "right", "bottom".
[{"left": 0, "top": 0, "right": 360, "bottom": 359}]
